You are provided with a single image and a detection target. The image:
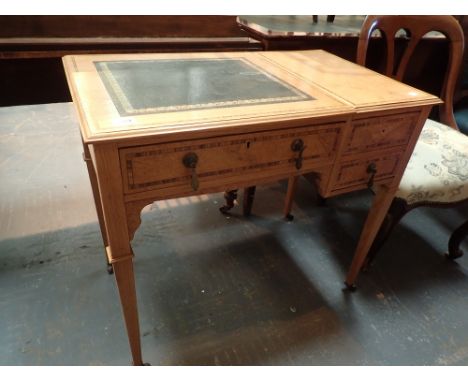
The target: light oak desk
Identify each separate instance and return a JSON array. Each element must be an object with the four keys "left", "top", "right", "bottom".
[{"left": 63, "top": 50, "right": 439, "bottom": 365}]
